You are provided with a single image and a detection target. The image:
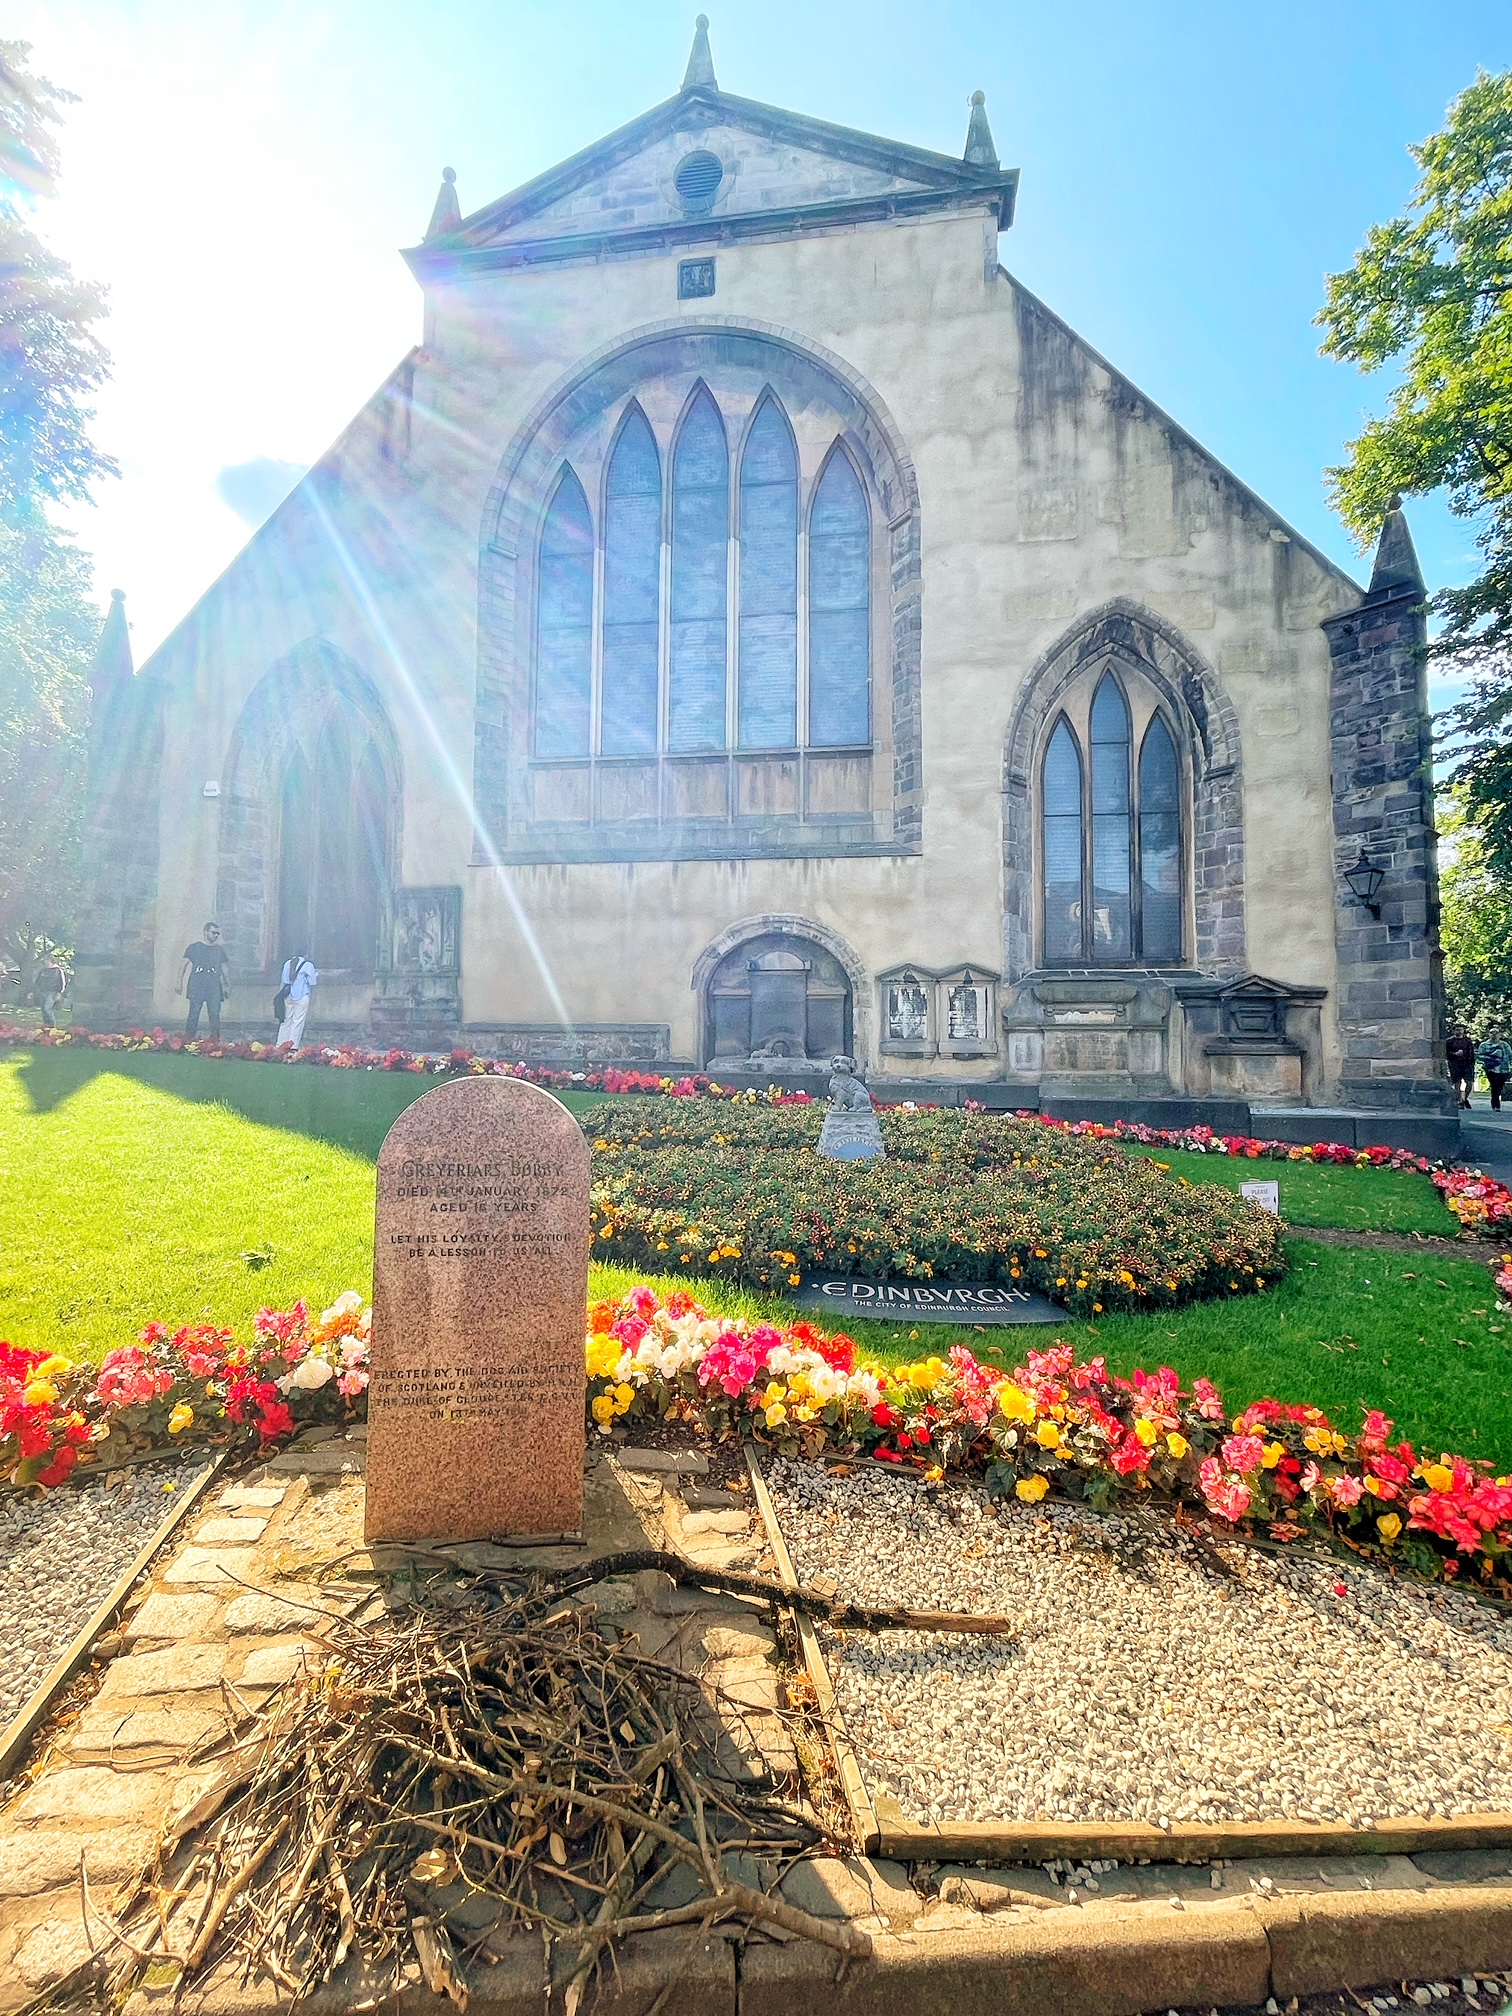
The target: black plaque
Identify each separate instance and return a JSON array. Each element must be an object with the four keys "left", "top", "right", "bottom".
[{"left": 795, "top": 1276, "right": 1062, "bottom": 1325}]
